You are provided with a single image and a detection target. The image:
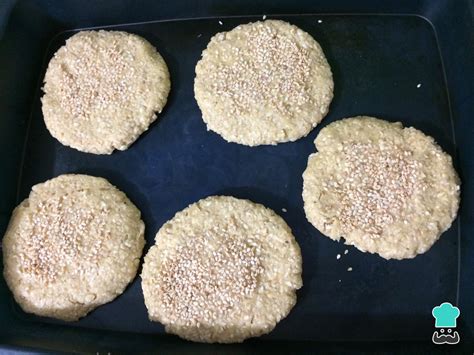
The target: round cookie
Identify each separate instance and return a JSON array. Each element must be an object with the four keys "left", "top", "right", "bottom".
[
  {"left": 2, "top": 174, "right": 145, "bottom": 321},
  {"left": 141, "top": 196, "right": 302, "bottom": 343},
  {"left": 42, "top": 30, "right": 170, "bottom": 154},
  {"left": 194, "top": 20, "right": 334, "bottom": 146},
  {"left": 302, "top": 116, "right": 460, "bottom": 260}
]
